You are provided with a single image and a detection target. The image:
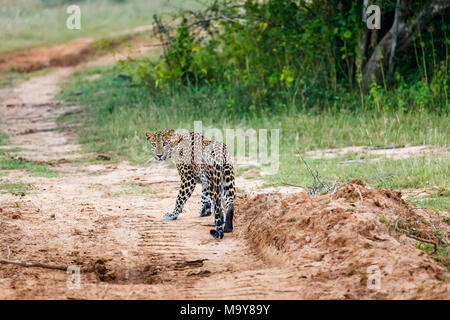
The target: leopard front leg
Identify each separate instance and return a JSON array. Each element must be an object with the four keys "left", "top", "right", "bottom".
[{"left": 163, "top": 176, "right": 196, "bottom": 220}]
